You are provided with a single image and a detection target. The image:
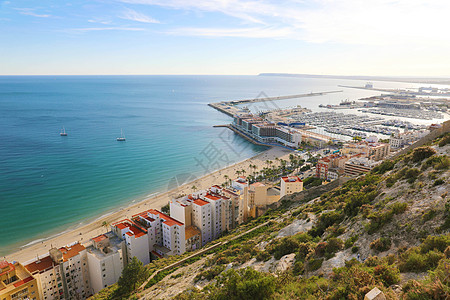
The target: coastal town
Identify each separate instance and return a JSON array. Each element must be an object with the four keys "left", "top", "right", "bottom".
[{"left": 2, "top": 89, "right": 448, "bottom": 300}]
